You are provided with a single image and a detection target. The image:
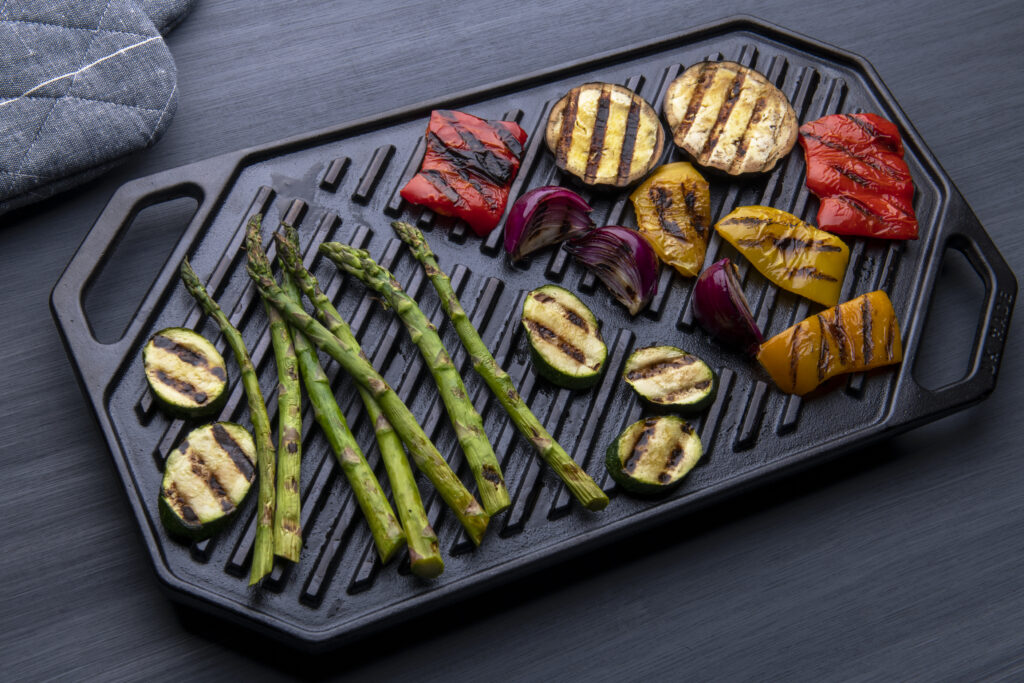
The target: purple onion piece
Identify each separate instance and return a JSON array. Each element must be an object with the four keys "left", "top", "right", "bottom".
[
  {"left": 504, "top": 186, "right": 594, "bottom": 260},
  {"left": 567, "top": 225, "right": 659, "bottom": 315},
  {"left": 691, "top": 258, "right": 763, "bottom": 355}
]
